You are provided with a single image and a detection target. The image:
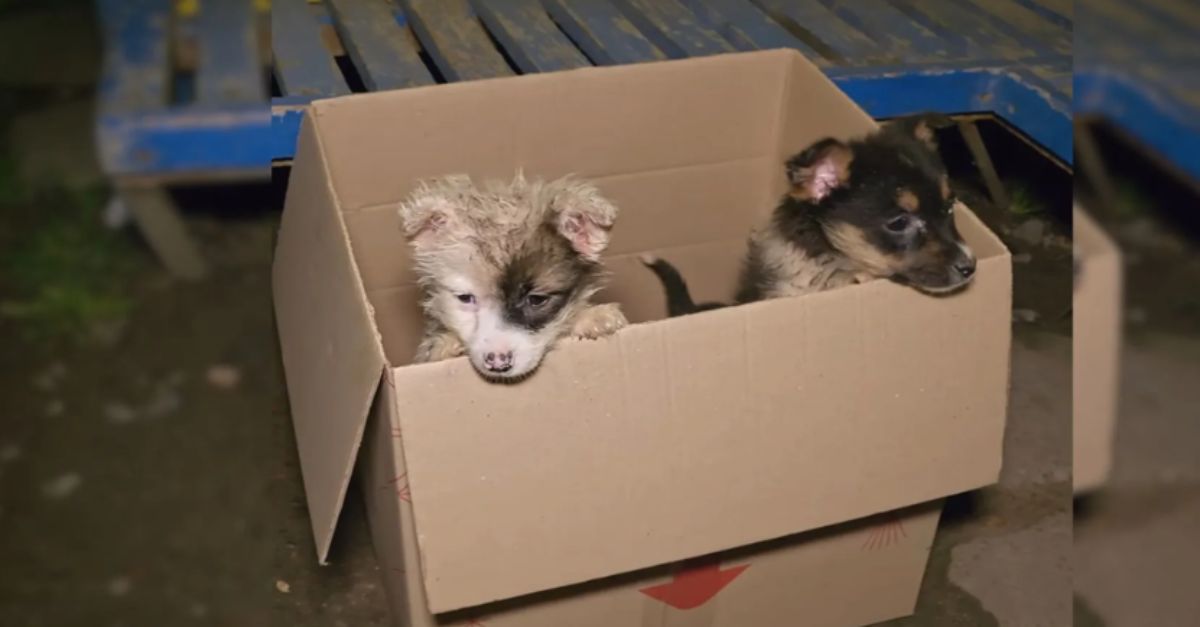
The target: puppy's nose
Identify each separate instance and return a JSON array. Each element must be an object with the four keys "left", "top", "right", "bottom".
[
  {"left": 484, "top": 351, "right": 514, "bottom": 373},
  {"left": 954, "top": 258, "right": 976, "bottom": 279}
]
